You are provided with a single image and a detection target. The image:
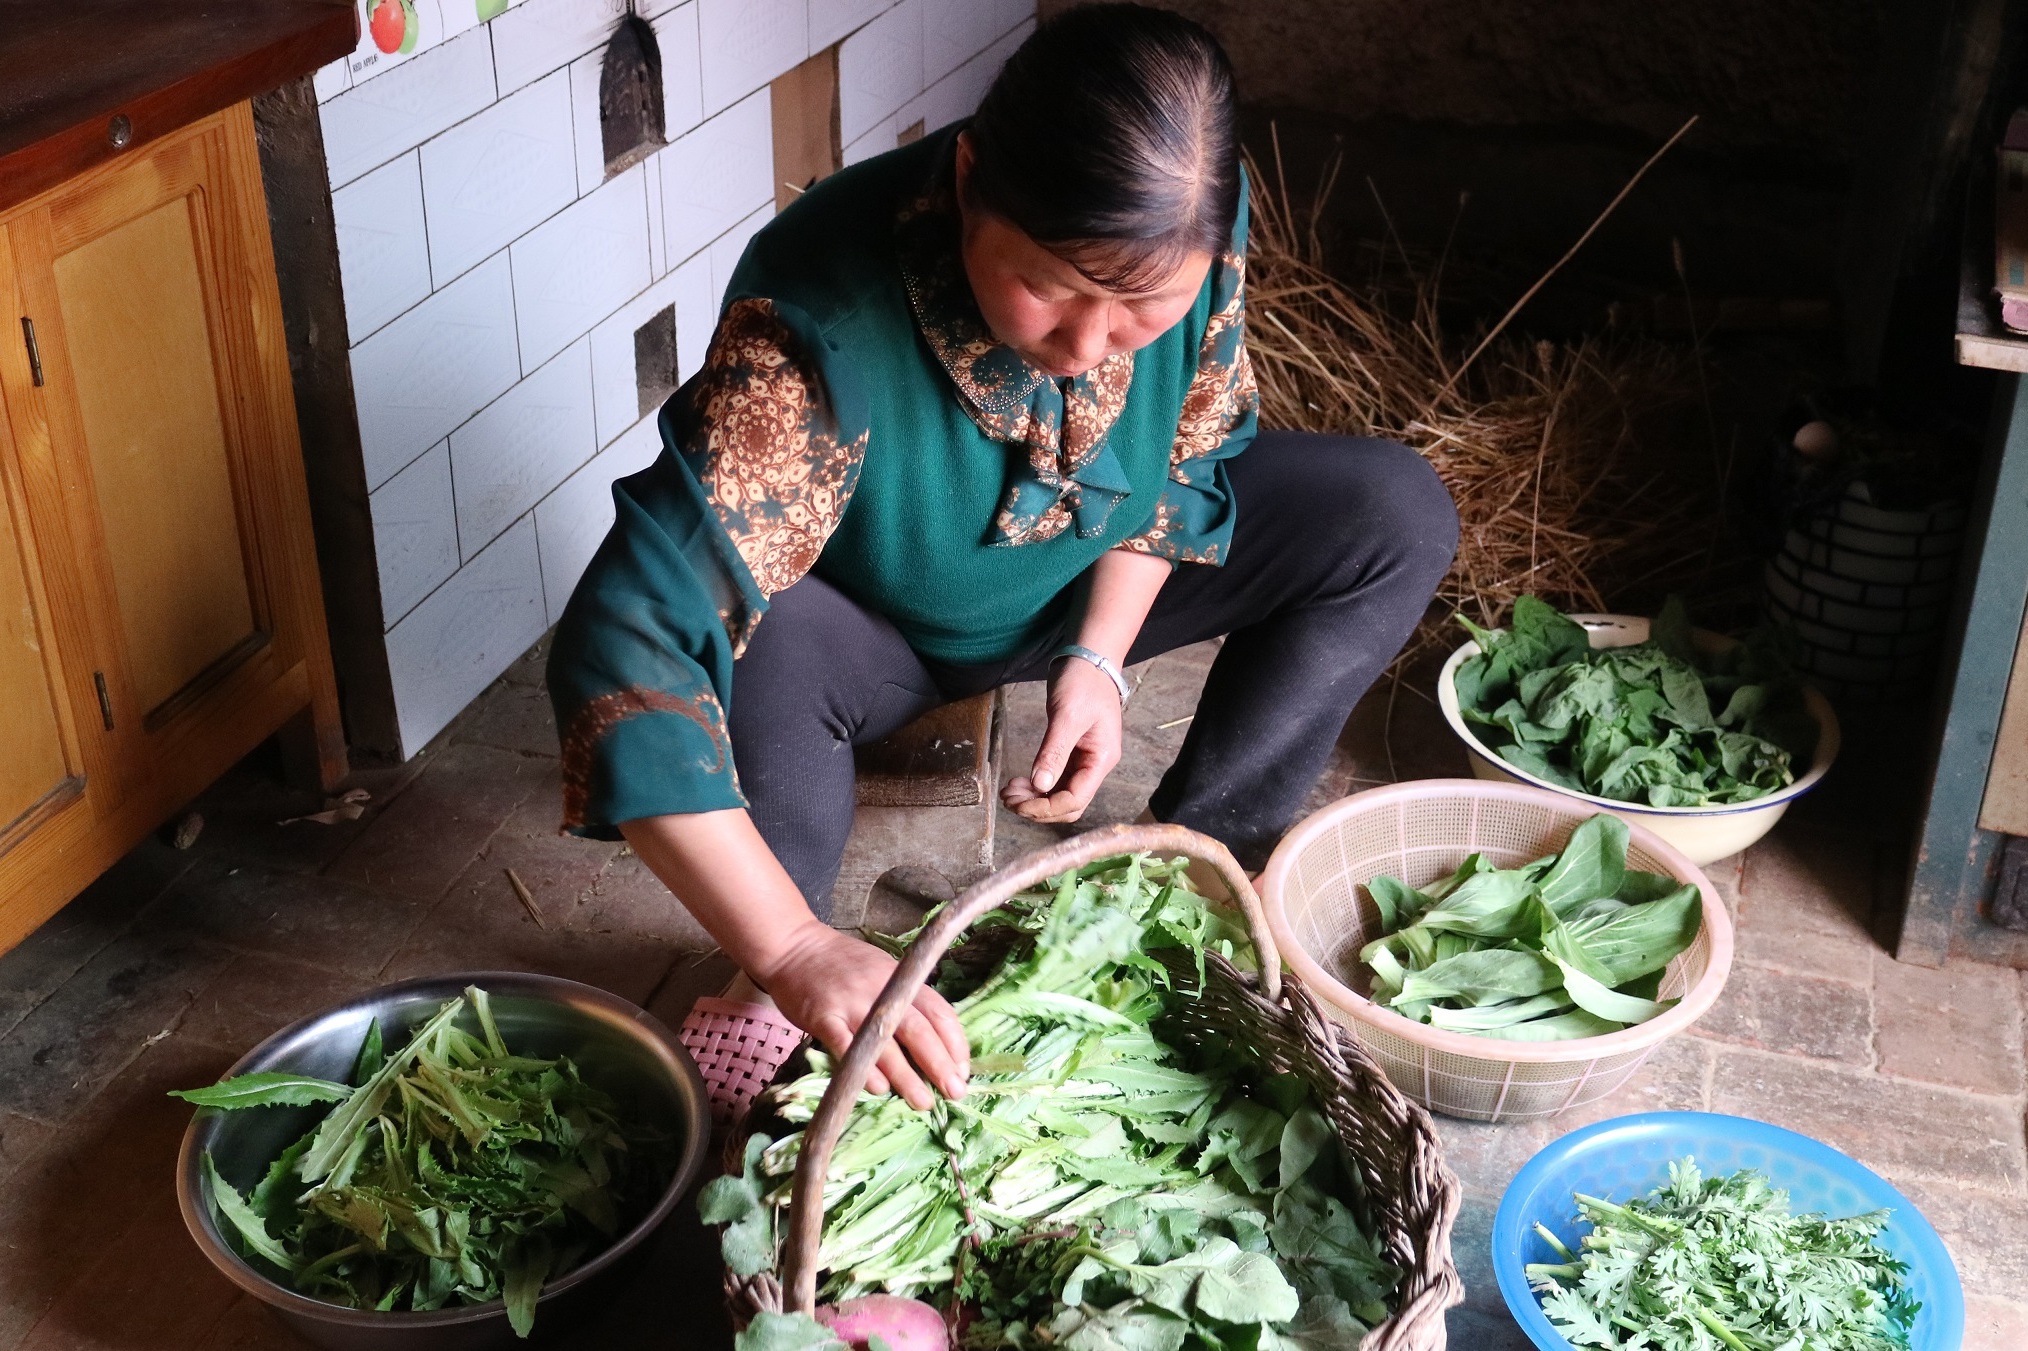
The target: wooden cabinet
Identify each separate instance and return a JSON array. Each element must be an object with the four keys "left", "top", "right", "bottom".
[{"left": 0, "top": 102, "right": 343, "bottom": 954}]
